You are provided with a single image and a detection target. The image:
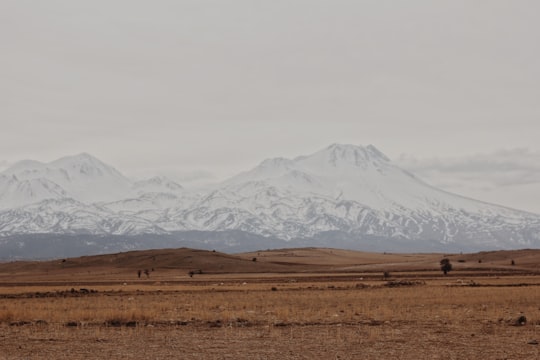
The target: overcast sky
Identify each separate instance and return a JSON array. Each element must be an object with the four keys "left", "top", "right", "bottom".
[{"left": 1, "top": 1, "right": 539, "bottom": 213}]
